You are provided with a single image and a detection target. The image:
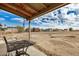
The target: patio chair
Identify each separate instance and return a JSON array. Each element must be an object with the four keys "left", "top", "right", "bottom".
[{"left": 3, "top": 36, "right": 35, "bottom": 56}]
